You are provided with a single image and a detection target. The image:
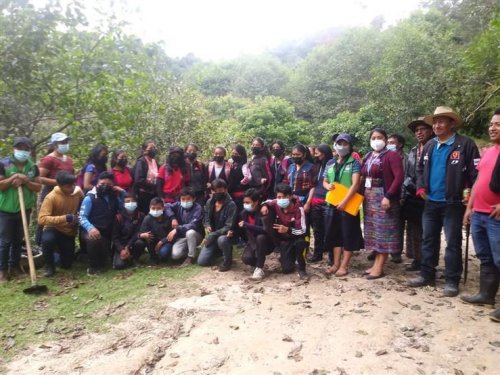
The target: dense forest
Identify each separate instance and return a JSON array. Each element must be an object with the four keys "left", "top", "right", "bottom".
[{"left": 0, "top": 0, "right": 498, "bottom": 163}]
